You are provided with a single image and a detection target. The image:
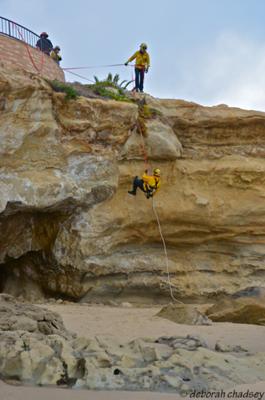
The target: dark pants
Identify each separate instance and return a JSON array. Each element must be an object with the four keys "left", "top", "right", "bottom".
[
  {"left": 130, "top": 176, "right": 153, "bottom": 198},
  {"left": 132, "top": 176, "right": 145, "bottom": 193},
  {"left": 135, "top": 68, "right": 145, "bottom": 92}
]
